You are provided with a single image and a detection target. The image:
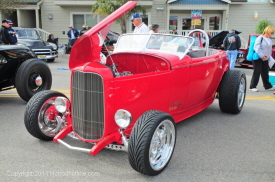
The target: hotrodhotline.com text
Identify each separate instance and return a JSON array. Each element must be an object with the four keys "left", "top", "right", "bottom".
[{"left": 6, "top": 170, "right": 100, "bottom": 177}]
